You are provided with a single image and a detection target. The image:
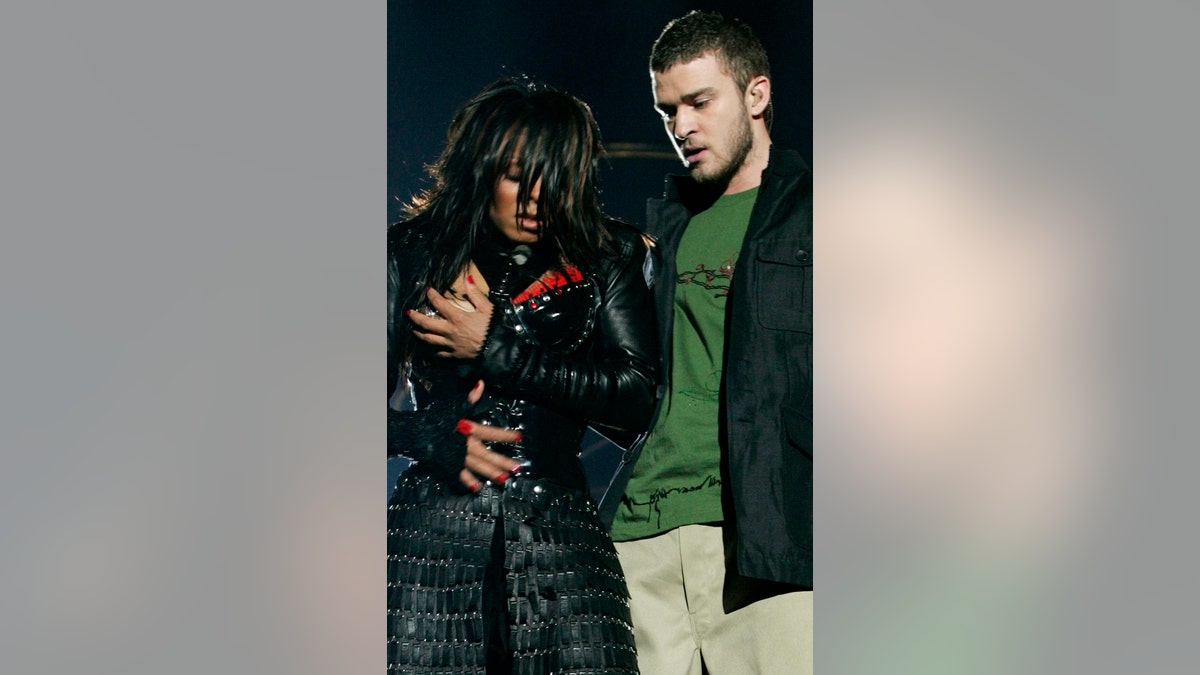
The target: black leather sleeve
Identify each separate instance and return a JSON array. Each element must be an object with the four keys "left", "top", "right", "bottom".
[
  {"left": 388, "top": 219, "right": 466, "bottom": 480},
  {"left": 387, "top": 224, "right": 401, "bottom": 399},
  {"left": 388, "top": 219, "right": 431, "bottom": 398},
  {"left": 479, "top": 227, "right": 660, "bottom": 432}
]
